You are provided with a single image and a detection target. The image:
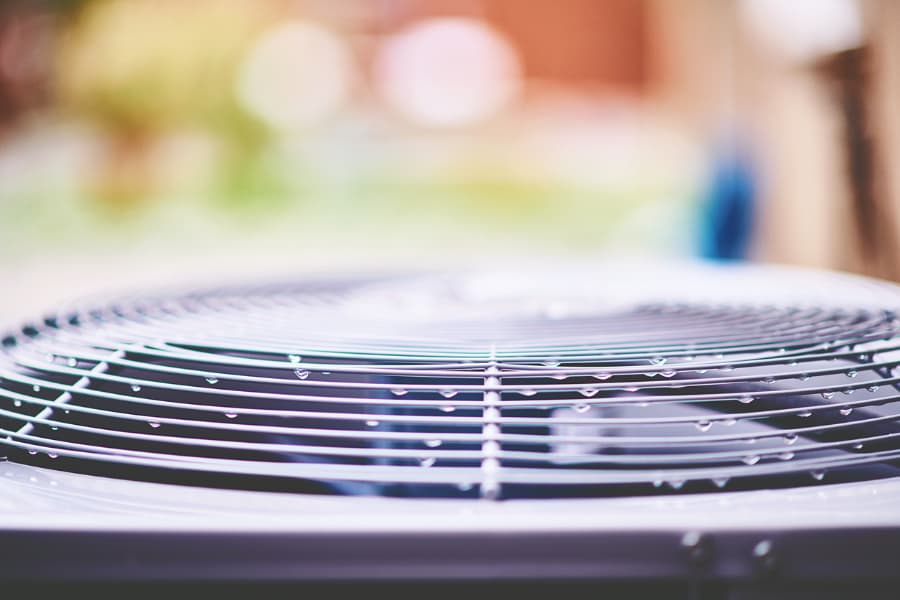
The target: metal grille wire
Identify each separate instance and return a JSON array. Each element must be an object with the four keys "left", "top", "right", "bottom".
[{"left": 2, "top": 271, "right": 900, "bottom": 499}]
